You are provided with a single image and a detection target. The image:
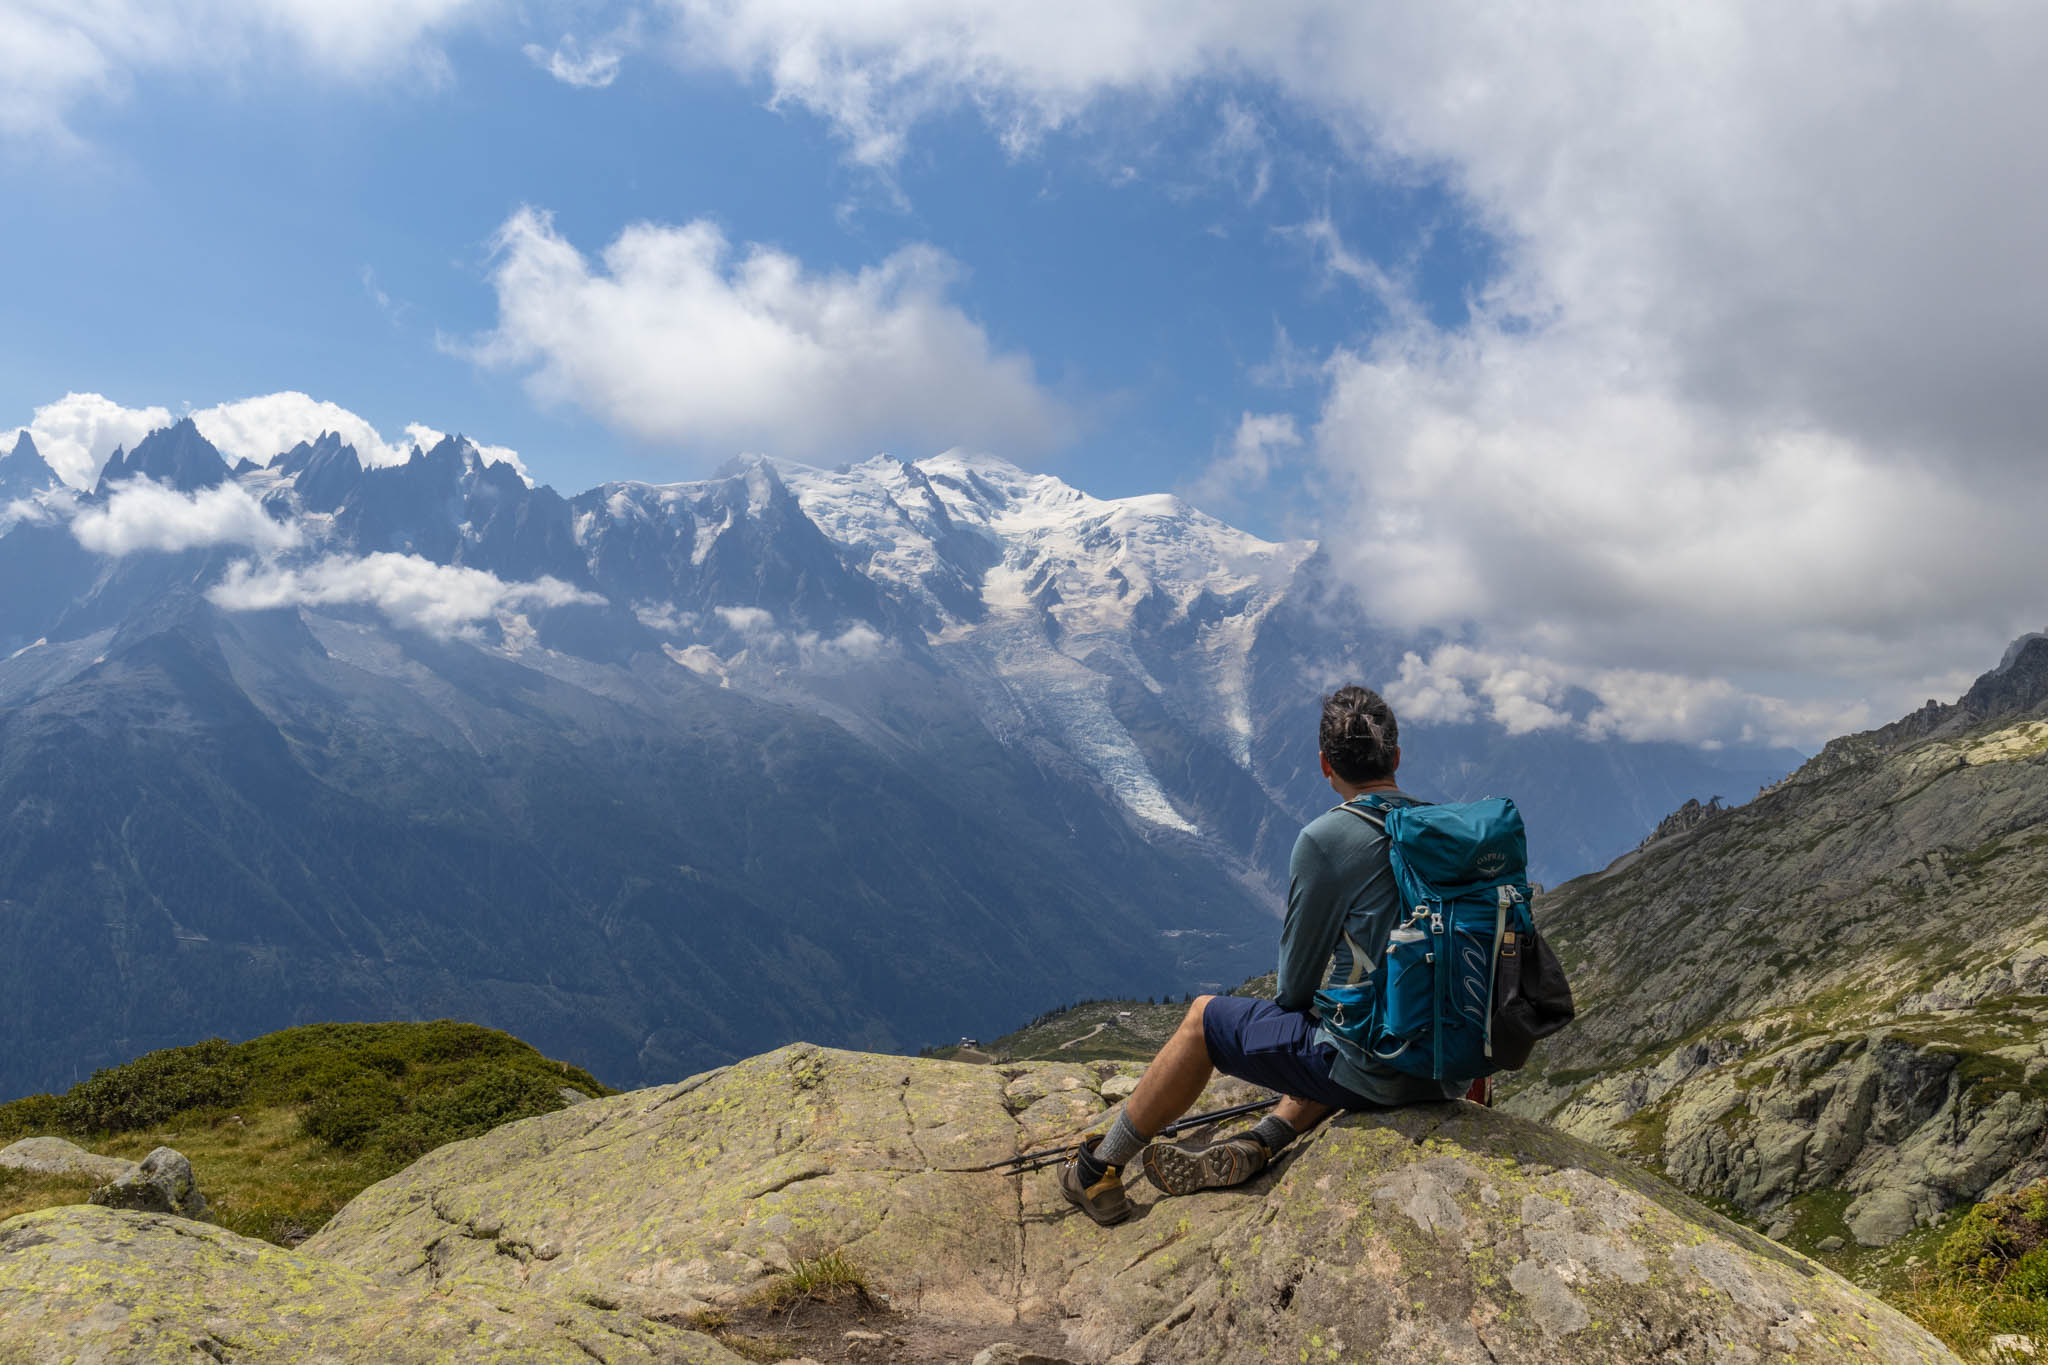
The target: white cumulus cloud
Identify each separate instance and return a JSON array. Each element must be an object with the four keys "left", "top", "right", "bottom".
[
  {"left": 713, "top": 605, "right": 775, "bottom": 633},
  {"left": 1386, "top": 646, "right": 1869, "bottom": 751},
  {"left": 71, "top": 479, "right": 301, "bottom": 557},
  {"left": 209, "top": 551, "right": 600, "bottom": 637},
  {"left": 666, "top": 2, "right": 2048, "bottom": 735},
  {"left": 7, "top": 392, "right": 172, "bottom": 488},
  {"left": 804, "top": 621, "right": 884, "bottom": 667},
  {"left": 10, "top": 391, "right": 527, "bottom": 483},
  {"left": 190, "top": 392, "right": 415, "bottom": 468},
  {"left": 462, "top": 206, "right": 1069, "bottom": 462}
]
